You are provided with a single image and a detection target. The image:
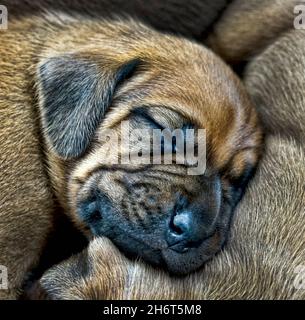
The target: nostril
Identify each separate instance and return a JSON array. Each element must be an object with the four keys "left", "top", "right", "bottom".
[
  {"left": 91, "top": 209, "right": 101, "bottom": 222},
  {"left": 169, "top": 218, "right": 184, "bottom": 235},
  {"left": 169, "top": 212, "right": 191, "bottom": 237},
  {"left": 167, "top": 212, "right": 194, "bottom": 251}
]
